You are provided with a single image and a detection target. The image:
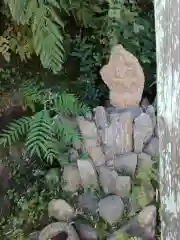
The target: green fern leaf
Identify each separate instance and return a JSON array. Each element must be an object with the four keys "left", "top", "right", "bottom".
[
  {"left": 17, "top": 81, "right": 45, "bottom": 112},
  {"left": 32, "top": 3, "right": 64, "bottom": 73},
  {"left": 0, "top": 117, "right": 31, "bottom": 146},
  {"left": 43, "top": 138, "right": 60, "bottom": 164},
  {"left": 4, "top": 0, "right": 36, "bottom": 24},
  {"left": 53, "top": 93, "right": 88, "bottom": 116},
  {"left": 6, "top": 0, "right": 65, "bottom": 73},
  {"left": 53, "top": 118, "right": 80, "bottom": 145},
  {"left": 25, "top": 110, "right": 53, "bottom": 158}
]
